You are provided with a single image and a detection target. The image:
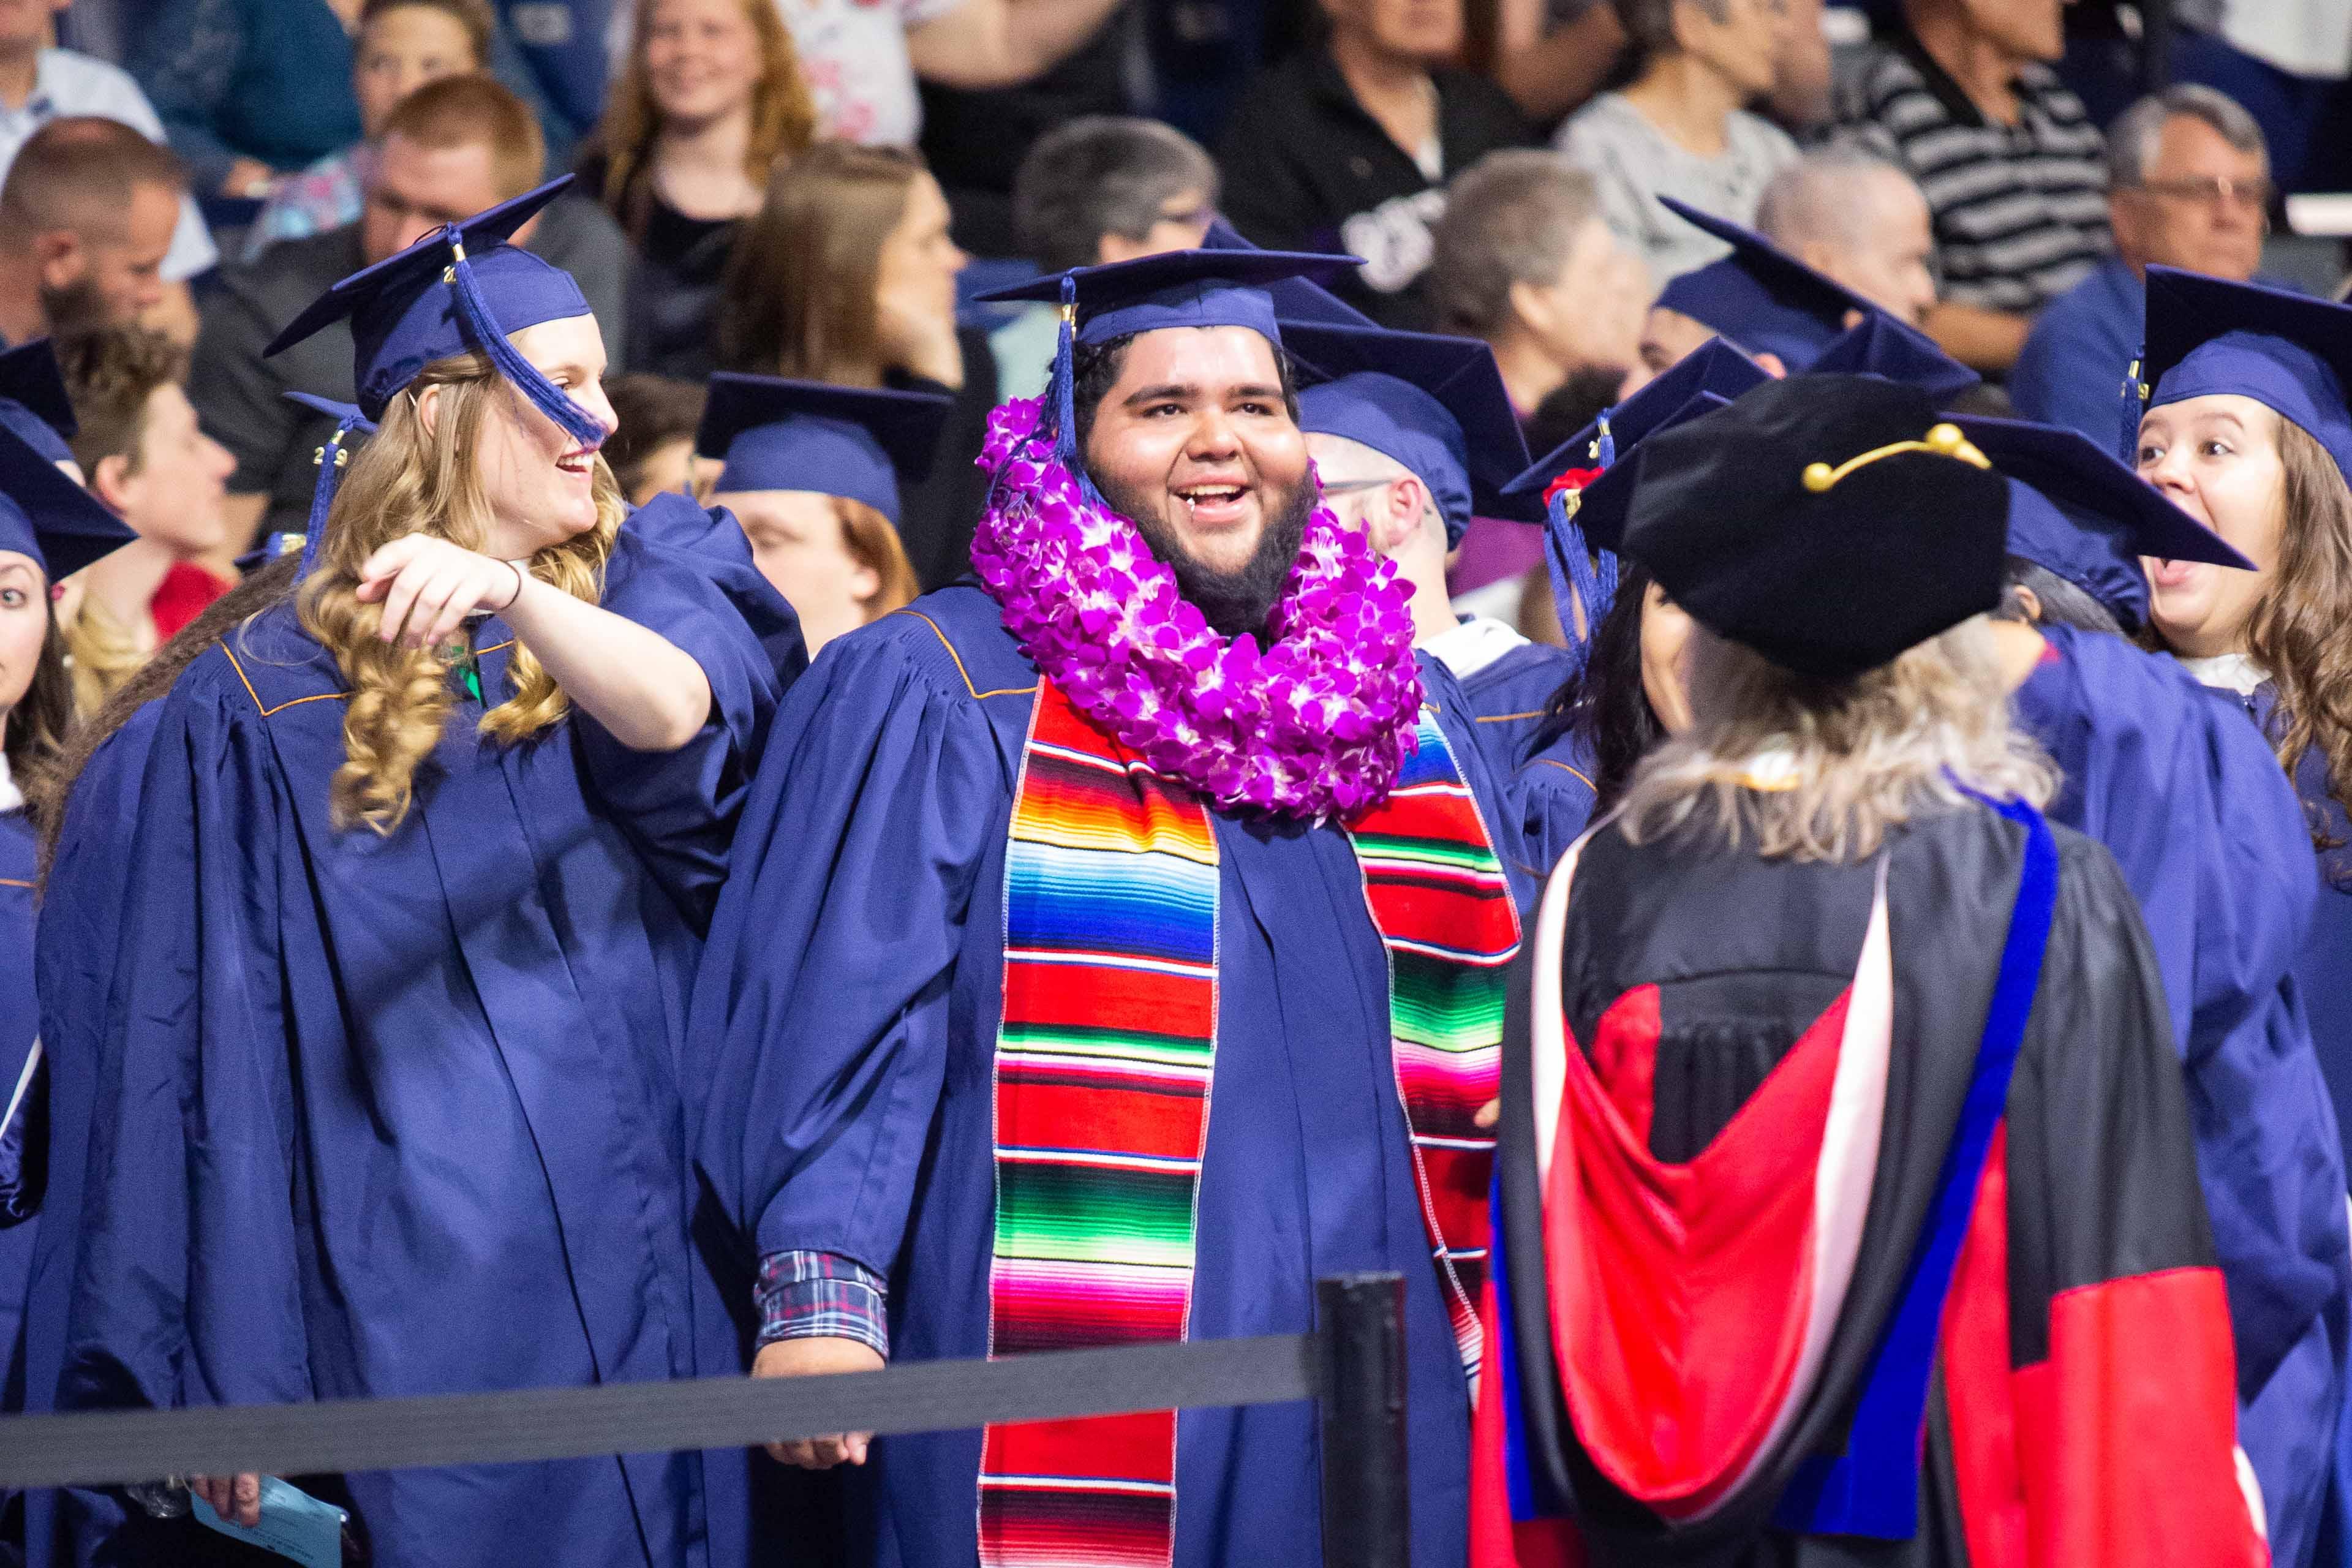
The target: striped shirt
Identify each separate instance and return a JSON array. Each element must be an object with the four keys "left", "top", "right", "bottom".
[{"left": 1833, "top": 31, "right": 2111, "bottom": 315}]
